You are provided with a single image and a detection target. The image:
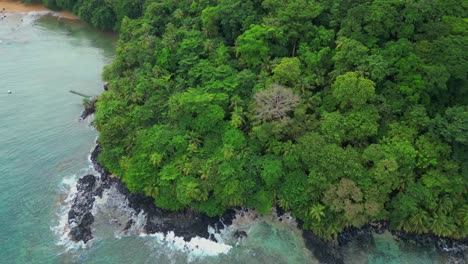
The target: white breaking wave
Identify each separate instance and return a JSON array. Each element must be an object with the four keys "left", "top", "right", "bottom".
[
  {"left": 51, "top": 174, "right": 86, "bottom": 251},
  {"left": 9, "top": 10, "right": 68, "bottom": 23},
  {"left": 136, "top": 208, "right": 300, "bottom": 260},
  {"left": 53, "top": 144, "right": 235, "bottom": 258},
  {"left": 53, "top": 167, "right": 302, "bottom": 260},
  {"left": 141, "top": 232, "right": 232, "bottom": 260},
  {"left": 51, "top": 149, "right": 99, "bottom": 251},
  {"left": 92, "top": 185, "right": 233, "bottom": 258},
  {"left": 20, "top": 11, "right": 51, "bottom": 25},
  {"left": 92, "top": 185, "right": 147, "bottom": 237}
]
